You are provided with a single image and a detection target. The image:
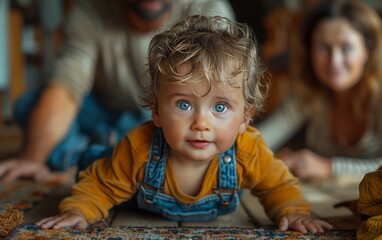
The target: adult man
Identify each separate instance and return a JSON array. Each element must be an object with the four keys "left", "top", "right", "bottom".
[{"left": 0, "top": 0, "right": 234, "bottom": 182}]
